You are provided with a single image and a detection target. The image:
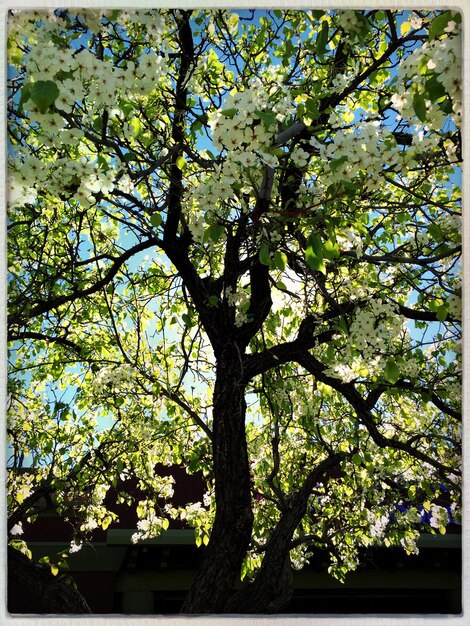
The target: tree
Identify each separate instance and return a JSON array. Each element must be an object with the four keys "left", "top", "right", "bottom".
[{"left": 7, "top": 8, "right": 462, "bottom": 614}]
